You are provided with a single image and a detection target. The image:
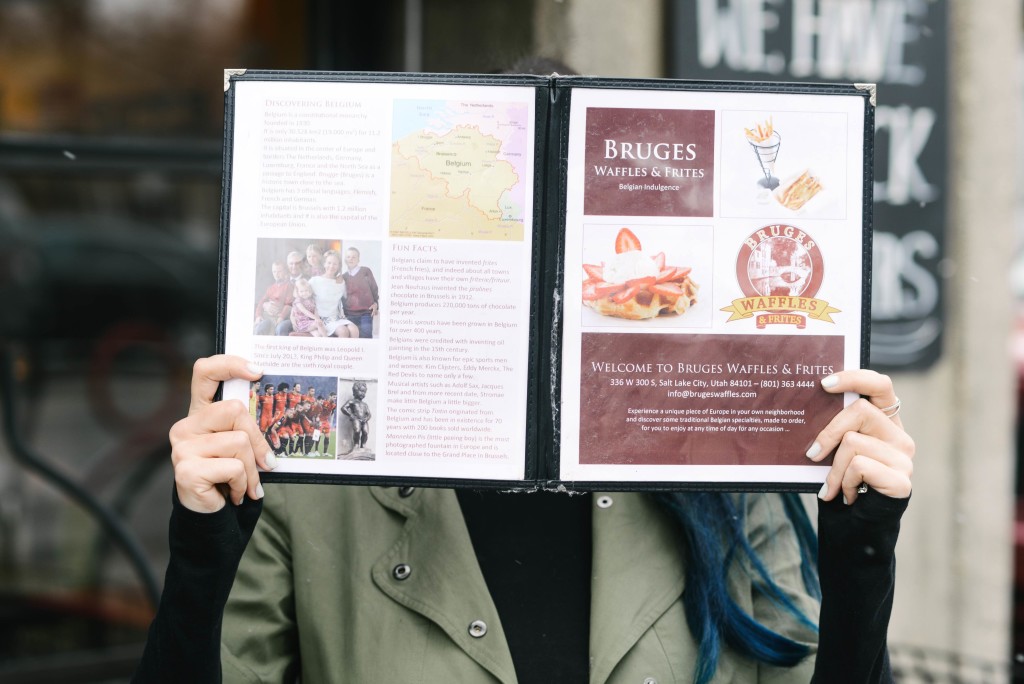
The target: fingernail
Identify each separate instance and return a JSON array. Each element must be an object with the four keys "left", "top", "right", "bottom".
[
  {"left": 256, "top": 483, "right": 265, "bottom": 500},
  {"left": 821, "top": 374, "right": 839, "bottom": 389},
  {"left": 817, "top": 483, "right": 828, "bottom": 500},
  {"left": 842, "top": 494, "right": 849, "bottom": 505},
  {"left": 806, "top": 442, "right": 822, "bottom": 459},
  {"left": 266, "top": 452, "right": 278, "bottom": 470},
  {"left": 247, "top": 362, "right": 263, "bottom": 376}
]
